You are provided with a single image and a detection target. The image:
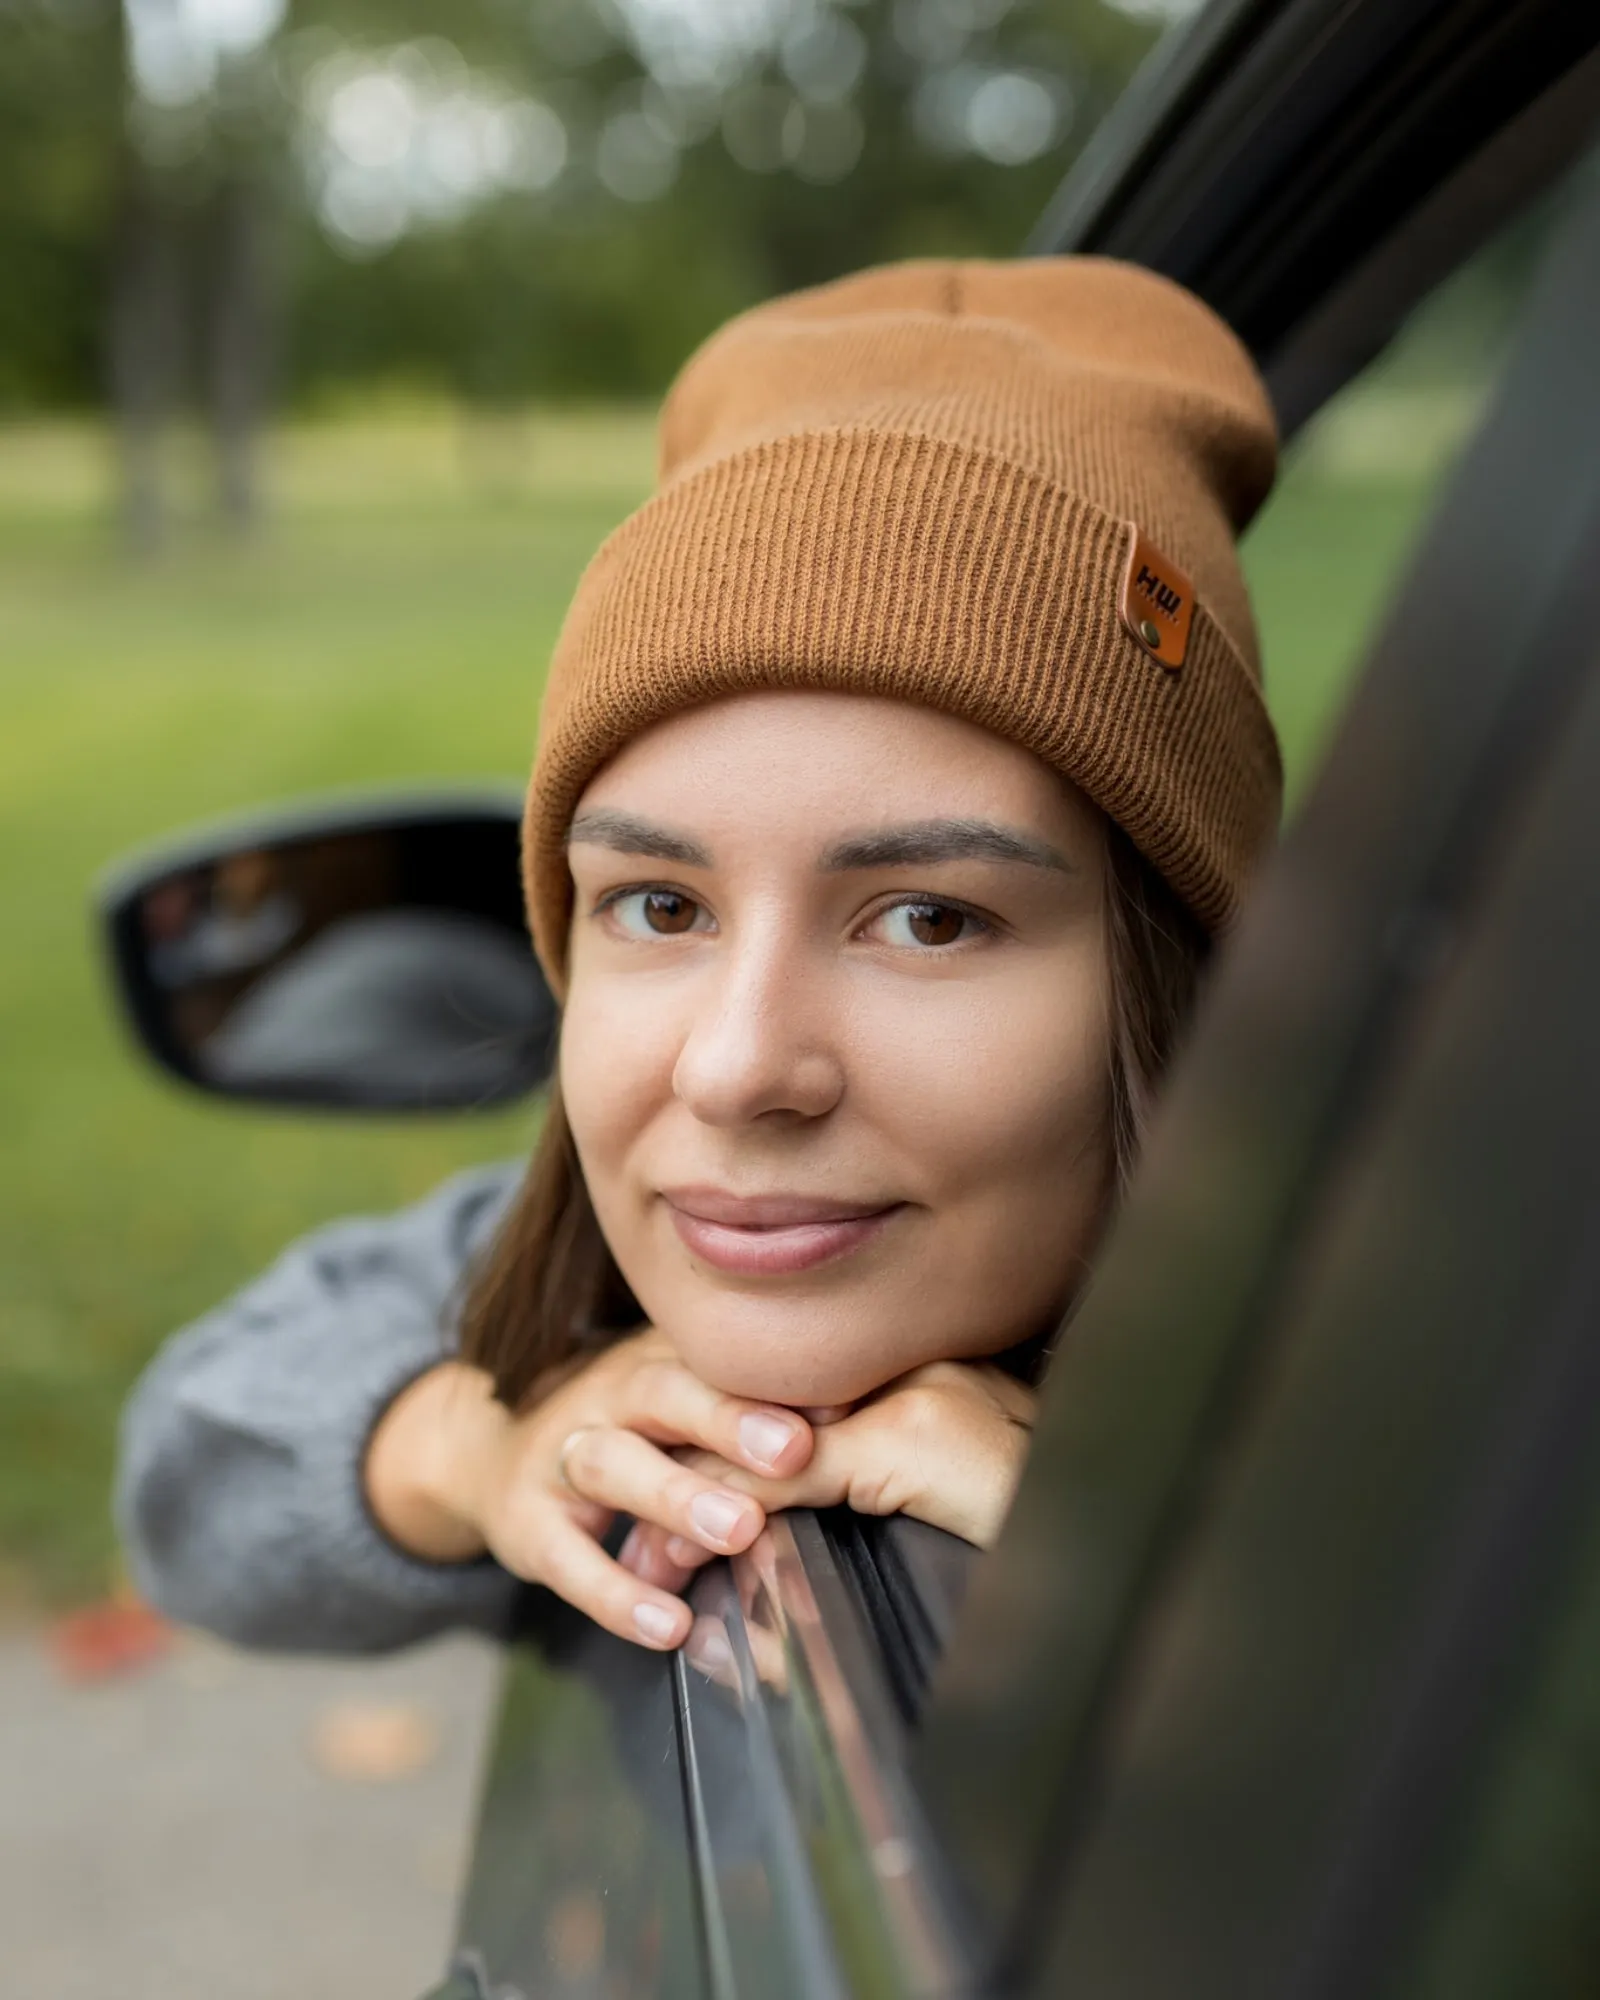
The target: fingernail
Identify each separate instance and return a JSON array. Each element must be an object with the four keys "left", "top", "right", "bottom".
[
  {"left": 617, "top": 1525, "right": 647, "bottom": 1572},
  {"left": 738, "top": 1412, "right": 797, "bottom": 1470},
  {"left": 632, "top": 1601, "right": 681, "bottom": 1647},
  {"left": 690, "top": 1491, "right": 748, "bottom": 1547},
  {"left": 687, "top": 1623, "right": 734, "bottom": 1676},
  {"left": 665, "top": 1535, "right": 700, "bottom": 1567}
]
